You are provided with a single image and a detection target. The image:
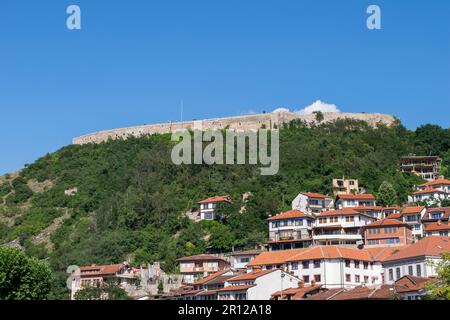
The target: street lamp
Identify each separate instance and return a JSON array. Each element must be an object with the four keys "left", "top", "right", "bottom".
[{"left": 280, "top": 272, "right": 286, "bottom": 300}]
